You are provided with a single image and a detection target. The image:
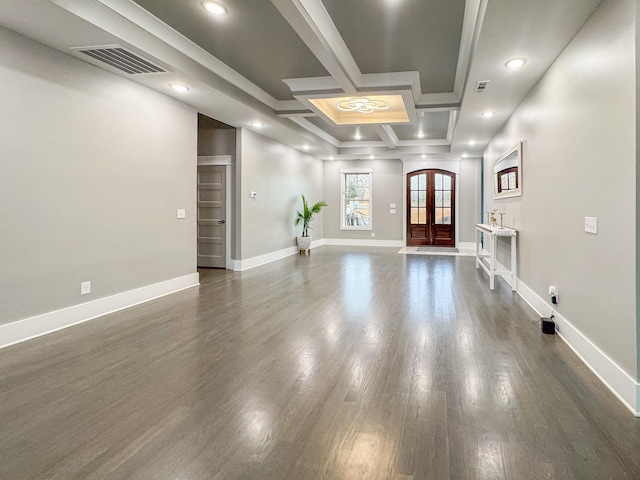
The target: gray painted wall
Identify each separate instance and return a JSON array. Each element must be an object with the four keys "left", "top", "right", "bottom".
[
  {"left": 483, "top": 0, "right": 637, "bottom": 378},
  {"left": 459, "top": 158, "right": 482, "bottom": 243},
  {"left": 323, "top": 160, "right": 404, "bottom": 242},
  {"left": 0, "top": 27, "right": 197, "bottom": 326},
  {"left": 237, "top": 130, "right": 324, "bottom": 259},
  {"left": 323, "top": 159, "right": 480, "bottom": 244}
]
